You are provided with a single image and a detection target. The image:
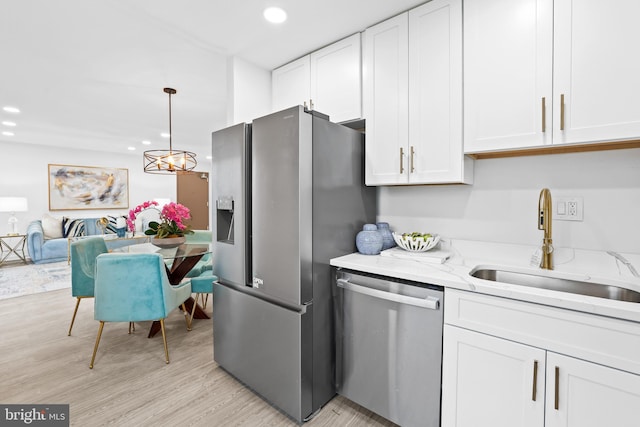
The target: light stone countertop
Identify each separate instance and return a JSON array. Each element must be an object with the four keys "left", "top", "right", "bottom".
[{"left": 330, "top": 238, "right": 640, "bottom": 324}]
